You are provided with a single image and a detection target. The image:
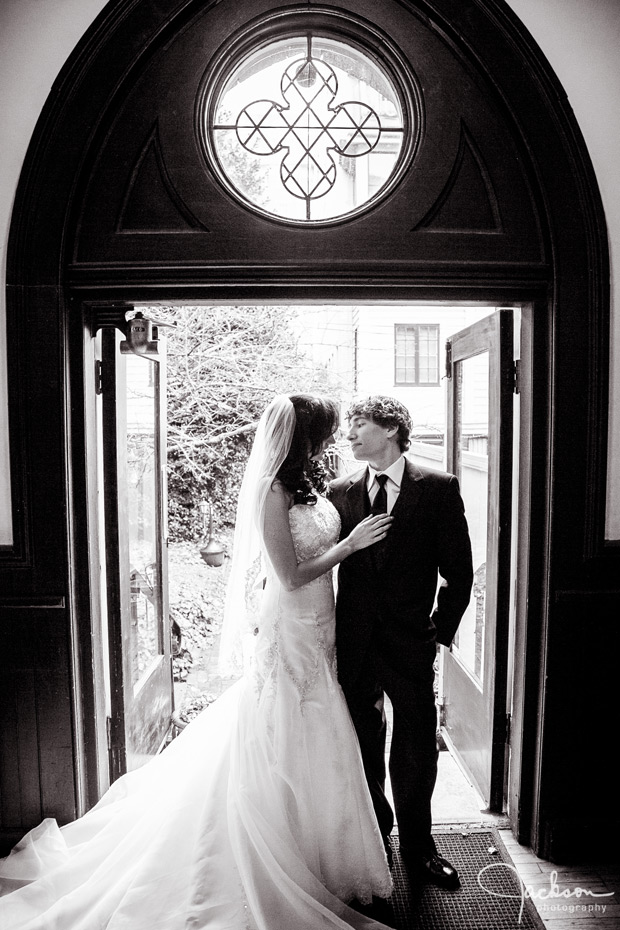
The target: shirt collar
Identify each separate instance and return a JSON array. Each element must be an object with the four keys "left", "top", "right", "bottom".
[{"left": 367, "top": 455, "right": 406, "bottom": 490}]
